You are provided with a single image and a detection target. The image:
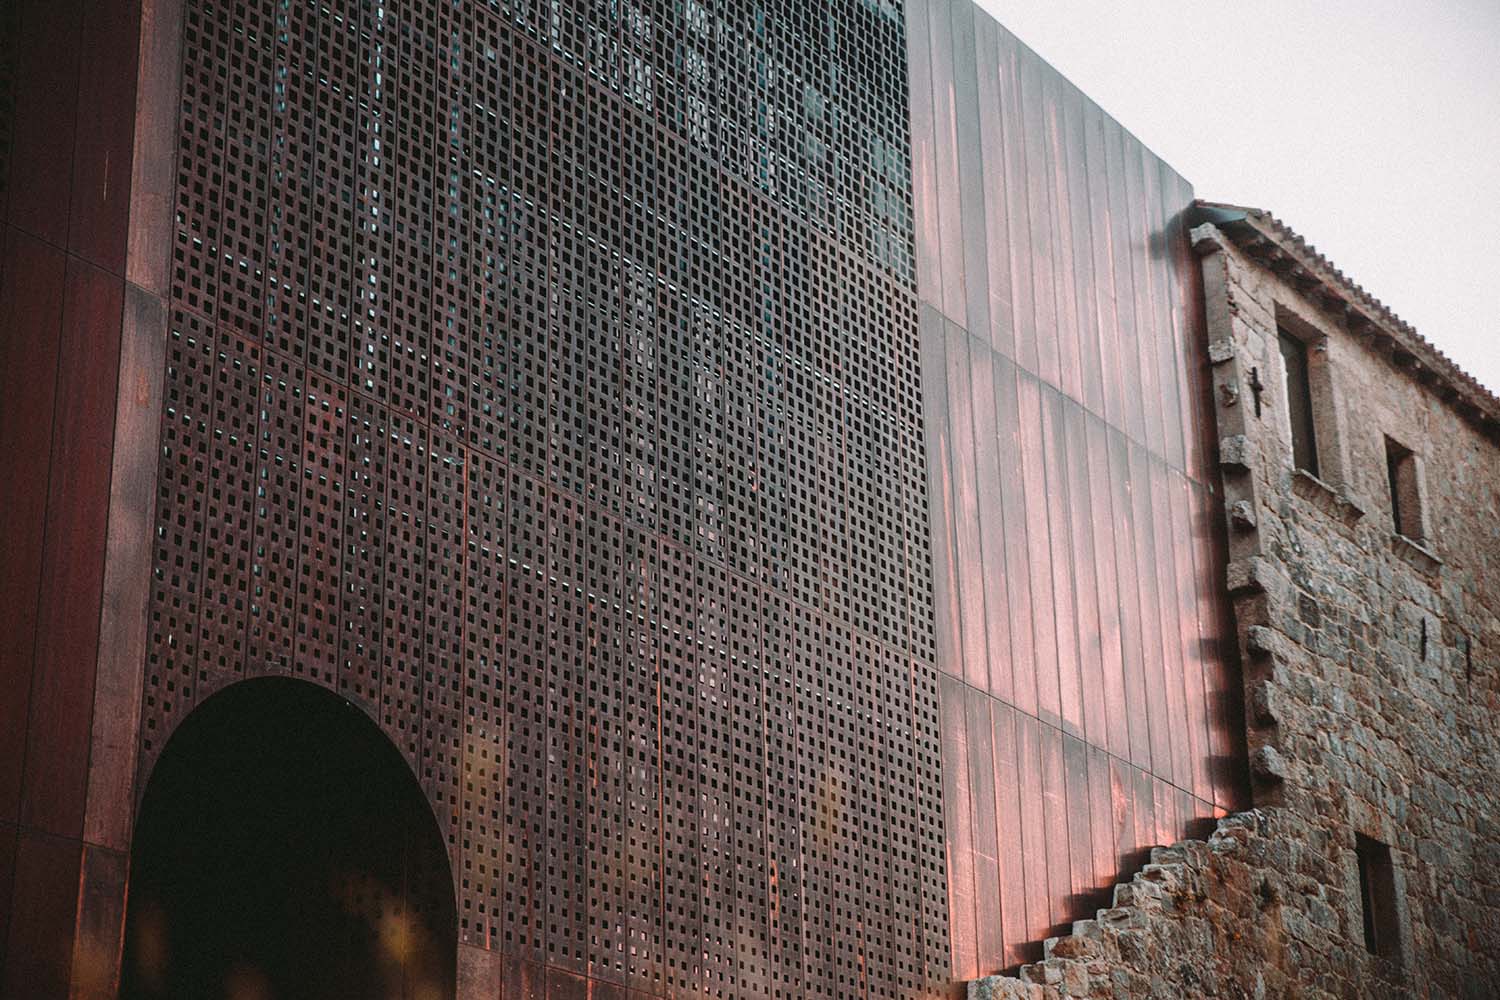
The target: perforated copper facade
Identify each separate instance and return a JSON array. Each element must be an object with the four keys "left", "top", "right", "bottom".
[
  {"left": 137, "top": 0, "right": 947, "bottom": 996},
  {"left": 908, "top": 0, "right": 1247, "bottom": 978},
  {"left": 1, "top": 0, "right": 1254, "bottom": 994}
]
